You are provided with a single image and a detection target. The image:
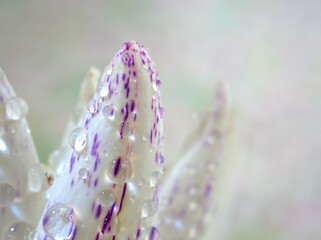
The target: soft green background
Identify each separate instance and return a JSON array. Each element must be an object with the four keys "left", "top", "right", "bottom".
[{"left": 1, "top": 1, "right": 320, "bottom": 239}]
